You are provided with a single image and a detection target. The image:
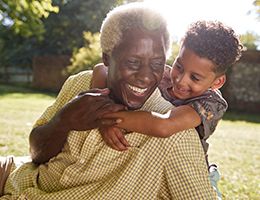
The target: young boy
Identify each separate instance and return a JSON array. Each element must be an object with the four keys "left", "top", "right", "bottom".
[{"left": 92, "top": 20, "right": 244, "bottom": 158}]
